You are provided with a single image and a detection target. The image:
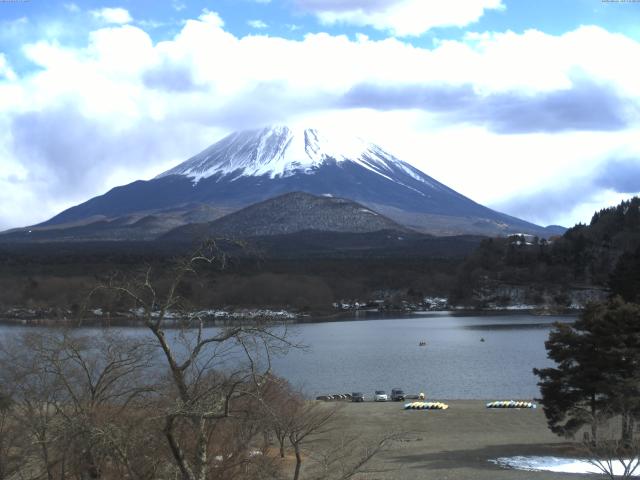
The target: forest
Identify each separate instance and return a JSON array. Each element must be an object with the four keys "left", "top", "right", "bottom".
[
  {"left": 451, "top": 197, "right": 640, "bottom": 306},
  {"left": 0, "top": 197, "right": 638, "bottom": 316}
]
